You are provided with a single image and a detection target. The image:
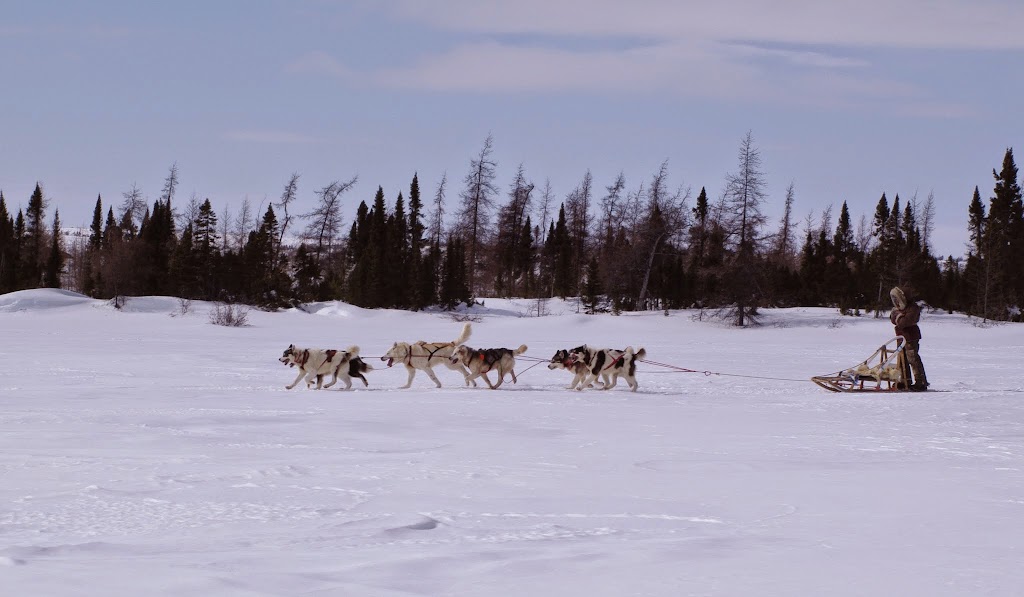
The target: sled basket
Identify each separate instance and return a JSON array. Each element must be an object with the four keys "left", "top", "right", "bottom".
[{"left": 812, "top": 336, "right": 909, "bottom": 392}]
